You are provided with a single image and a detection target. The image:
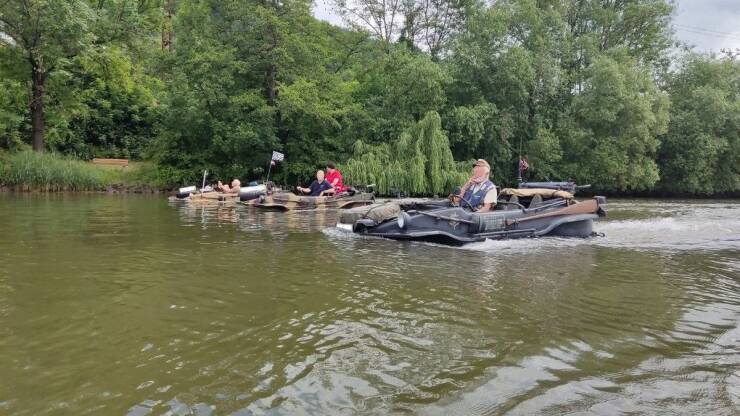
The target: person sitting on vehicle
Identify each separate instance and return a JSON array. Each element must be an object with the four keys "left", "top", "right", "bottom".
[
  {"left": 215, "top": 178, "right": 241, "bottom": 194},
  {"left": 324, "top": 161, "right": 345, "bottom": 195},
  {"left": 453, "top": 159, "right": 497, "bottom": 212},
  {"left": 296, "top": 170, "right": 334, "bottom": 196}
]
